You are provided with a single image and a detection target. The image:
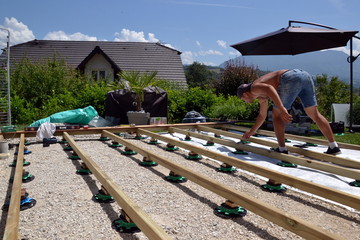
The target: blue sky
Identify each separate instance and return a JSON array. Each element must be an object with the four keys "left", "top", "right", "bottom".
[{"left": 1, "top": 0, "right": 360, "bottom": 66}]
